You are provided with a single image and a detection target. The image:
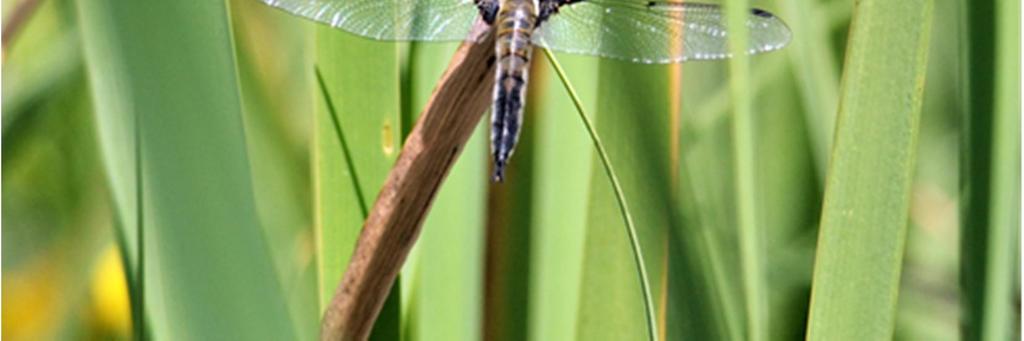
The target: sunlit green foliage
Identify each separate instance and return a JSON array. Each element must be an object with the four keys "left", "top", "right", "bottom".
[{"left": 1, "top": 0, "right": 1017, "bottom": 340}]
